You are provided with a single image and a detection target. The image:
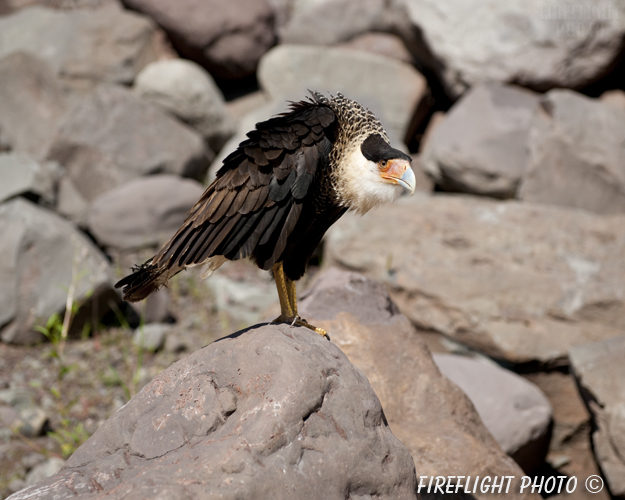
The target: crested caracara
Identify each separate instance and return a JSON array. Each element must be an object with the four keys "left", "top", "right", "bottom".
[{"left": 115, "top": 91, "right": 416, "bottom": 338}]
